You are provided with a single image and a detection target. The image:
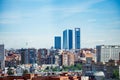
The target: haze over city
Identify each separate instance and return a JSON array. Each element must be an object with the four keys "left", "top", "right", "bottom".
[{"left": 0, "top": 0, "right": 120, "bottom": 49}]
